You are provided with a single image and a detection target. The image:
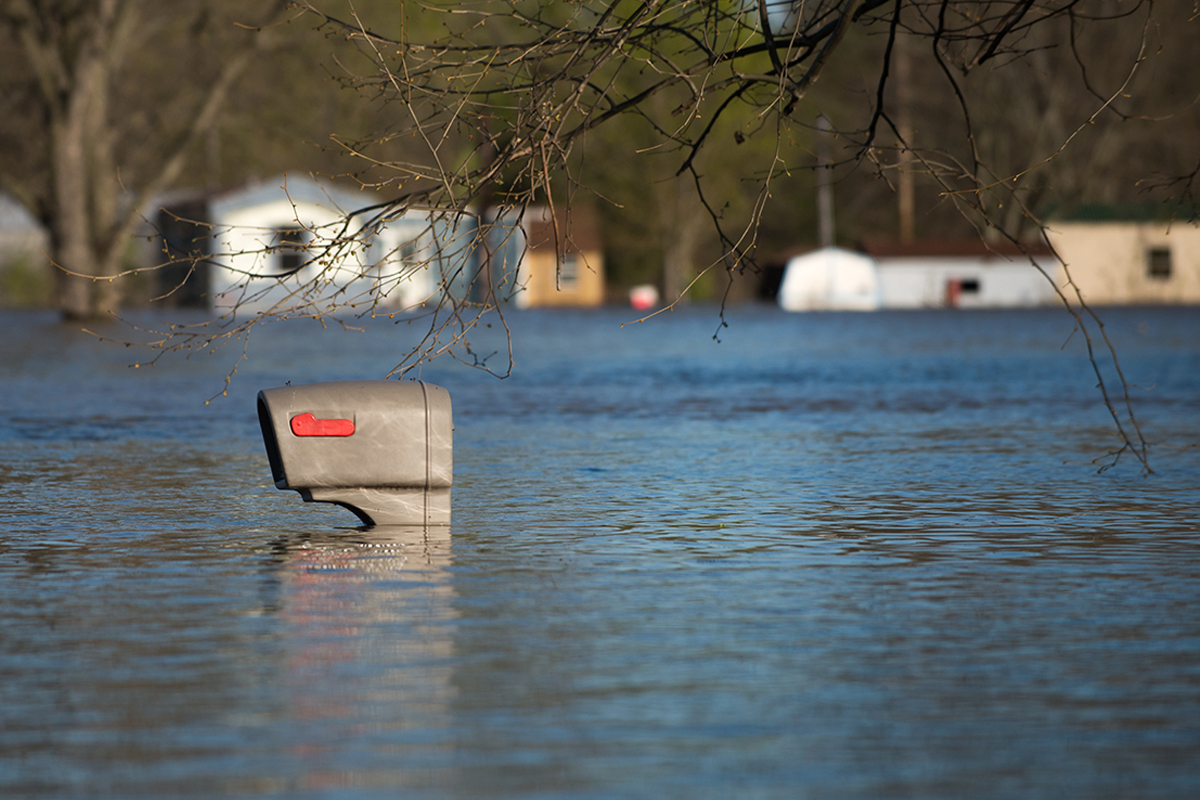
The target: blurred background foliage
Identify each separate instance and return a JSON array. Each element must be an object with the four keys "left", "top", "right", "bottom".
[{"left": 1, "top": 0, "right": 1197, "bottom": 308}]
